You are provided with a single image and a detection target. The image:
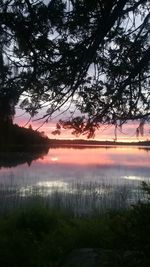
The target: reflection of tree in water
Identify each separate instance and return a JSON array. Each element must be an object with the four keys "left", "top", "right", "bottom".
[
  {"left": 138, "top": 147, "right": 150, "bottom": 153},
  {"left": 50, "top": 144, "right": 114, "bottom": 150},
  {"left": 0, "top": 146, "right": 49, "bottom": 168}
]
